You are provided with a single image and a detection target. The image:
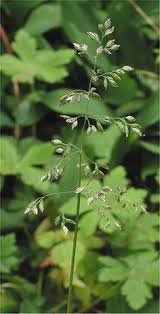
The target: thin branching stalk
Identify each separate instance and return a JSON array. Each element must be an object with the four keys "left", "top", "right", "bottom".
[
  {"left": 67, "top": 117, "right": 87, "bottom": 312},
  {"left": 24, "top": 19, "right": 144, "bottom": 312},
  {"left": 67, "top": 150, "right": 82, "bottom": 313}
]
